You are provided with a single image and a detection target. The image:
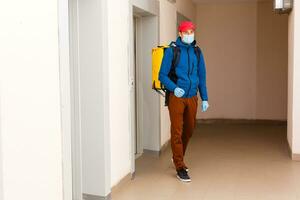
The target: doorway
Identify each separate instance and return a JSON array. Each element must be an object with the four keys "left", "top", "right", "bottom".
[{"left": 129, "top": 4, "right": 160, "bottom": 176}]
